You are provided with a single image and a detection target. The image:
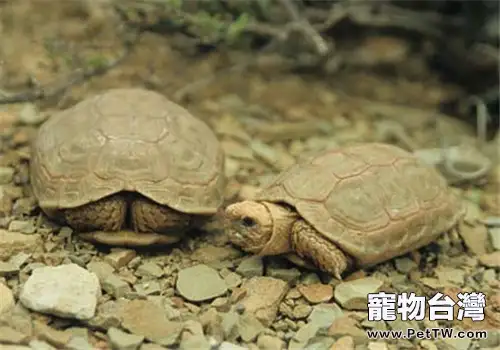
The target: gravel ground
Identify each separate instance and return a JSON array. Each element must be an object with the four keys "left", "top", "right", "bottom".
[{"left": 0, "top": 1, "right": 499, "bottom": 350}]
